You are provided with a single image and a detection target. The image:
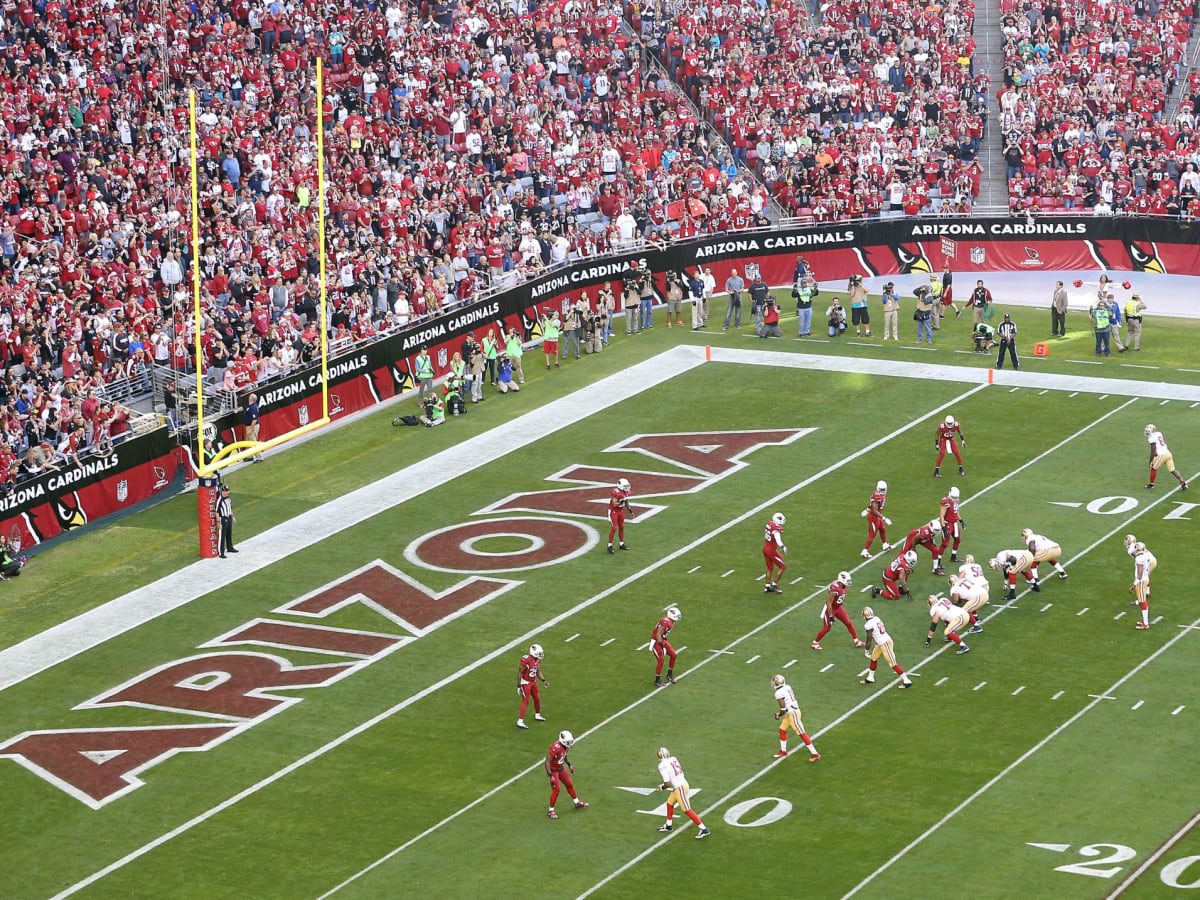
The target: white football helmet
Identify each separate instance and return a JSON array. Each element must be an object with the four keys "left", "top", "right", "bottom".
[
  {"left": 903, "top": 550, "right": 918, "bottom": 567},
  {"left": 529, "top": 643, "right": 544, "bottom": 659},
  {"left": 948, "top": 486, "right": 960, "bottom": 501},
  {"left": 876, "top": 480, "right": 888, "bottom": 493},
  {"left": 1124, "top": 534, "right": 1138, "bottom": 550},
  {"left": 1145, "top": 424, "right": 1157, "bottom": 438},
  {"left": 963, "top": 553, "right": 975, "bottom": 565},
  {"left": 771, "top": 674, "right": 786, "bottom": 688},
  {"left": 559, "top": 730, "right": 575, "bottom": 747},
  {"left": 987, "top": 557, "right": 1001, "bottom": 570},
  {"left": 944, "top": 415, "right": 956, "bottom": 427},
  {"left": 929, "top": 518, "right": 944, "bottom": 533},
  {"left": 1134, "top": 541, "right": 1147, "bottom": 554},
  {"left": 617, "top": 477, "right": 631, "bottom": 492},
  {"left": 657, "top": 746, "right": 671, "bottom": 760},
  {"left": 837, "top": 570, "right": 852, "bottom": 586},
  {"left": 666, "top": 606, "right": 682, "bottom": 621},
  {"left": 947, "top": 573, "right": 960, "bottom": 586},
  {"left": 927, "top": 594, "right": 940, "bottom": 606},
  {"left": 772, "top": 512, "right": 786, "bottom": 527},
  {"left": 861, "top": 606, "right": 875, "bottom": 620}
]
